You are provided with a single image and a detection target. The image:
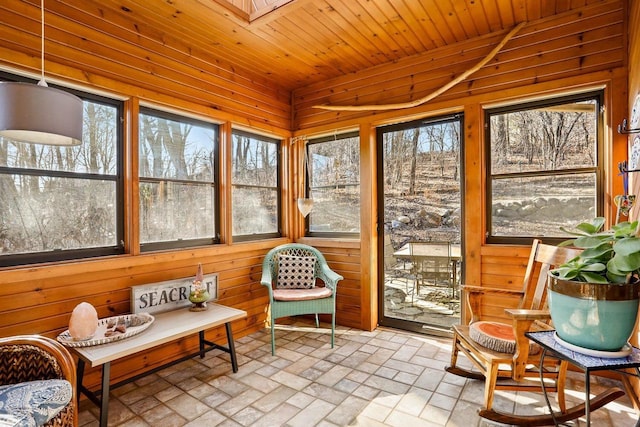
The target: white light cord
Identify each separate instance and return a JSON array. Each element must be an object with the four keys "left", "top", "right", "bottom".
[{"left": 38, "top": 0, "right": 48, "bottom": 87}]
